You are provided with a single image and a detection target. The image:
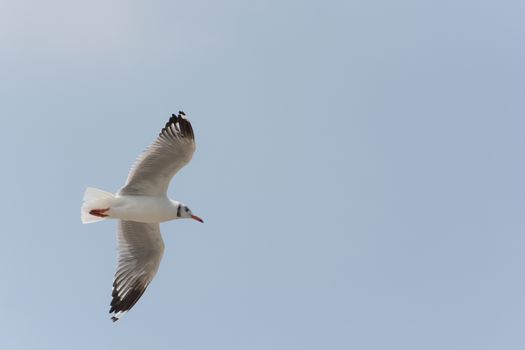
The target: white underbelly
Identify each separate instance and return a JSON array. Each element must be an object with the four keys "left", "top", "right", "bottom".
[{"left": 109, "top": 195, "right": 176, "bottom": 223}]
